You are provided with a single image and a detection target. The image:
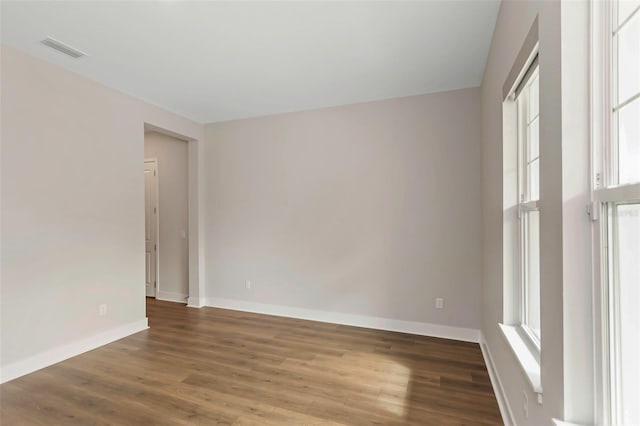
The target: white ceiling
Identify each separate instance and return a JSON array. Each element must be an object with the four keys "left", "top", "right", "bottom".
[{"left": 1, "top": 1, "right": 500, "bottom": 123}]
